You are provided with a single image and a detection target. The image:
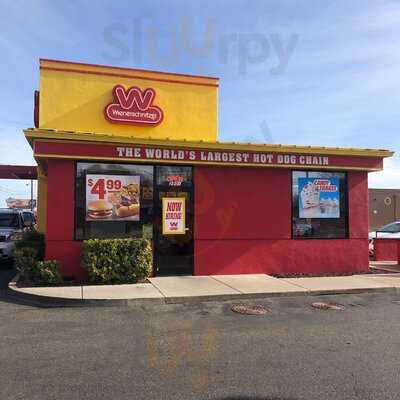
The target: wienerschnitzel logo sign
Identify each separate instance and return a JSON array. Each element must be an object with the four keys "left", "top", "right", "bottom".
[{"left": 105, "top": 85, "right": 163, "bottom": 126}]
